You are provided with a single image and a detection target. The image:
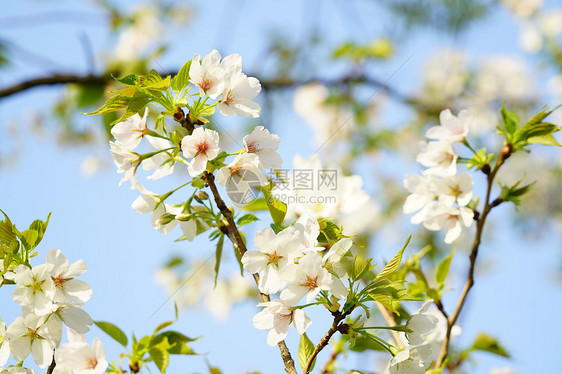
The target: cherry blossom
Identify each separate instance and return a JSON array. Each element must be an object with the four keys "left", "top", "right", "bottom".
[
  {"left": 426, "top": 109, "right": 471, "bottom": 143},
  {"left": 181, "top": 127, "right": 220, "bottom": 177},
  {"left": 243, "top": 126, "right": 282, "bottom": 169},
  {"left": 189, "top": 49, "right": 226, "bottom": 99},
  {"left": 217, "top": 72, "right": 261, "bottom": 118},
  {"left": 46, "top": 249, "right": 91, "bottom": 305},
  {"left": 110, "top": 108, "right": 148, "bottom": 149},
  {"left": 7, "top": 314, "right": 60, "bottom": 368},
  {"left": 109, "top": 141, "right": 140, "bottom": 187},
  {"left": 0, "top": 317, "right": 9, "bottom": 366},
  {"left": 12, "top": 264, "right": 55, "bottom": 316},
  {"left": 242, "top": 226, "right": 303, "bottom": 294},
  {"left": 252, "top": 299, "right": 311, "bottom": 346},
  {"left": 416, "top": 141, "right": 458, "bottom": 177},
  {"left": 54, "top": 329, "right": 108, "bottom": 374},
  {"left": 215, "top": 153, "right": 268, "bottom": 206},
  {"left": 280, "top": 253, "right": 333, "bottom": 305}
]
